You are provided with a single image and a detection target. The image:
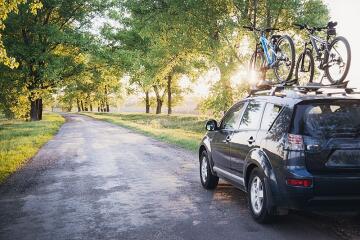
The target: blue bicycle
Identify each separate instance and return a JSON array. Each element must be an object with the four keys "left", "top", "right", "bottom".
[{"left": 244, "top": 25, "right": 295, "bottom": 83}]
